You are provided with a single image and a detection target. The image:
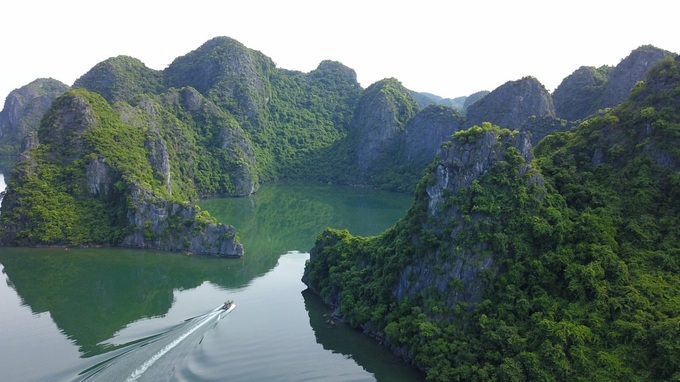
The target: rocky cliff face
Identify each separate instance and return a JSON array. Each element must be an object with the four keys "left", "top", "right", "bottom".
[
  {"left": 552, "top": 65, "right": 612, "bottom": 121},
  {"left": 0, "top": 78, "right": 68, "bottom": 156},
  {"left": 553, "top": 45, "right": 674, "bottom": 121},
  {"left": 465, "top": 76, "right": 555, "bottom": 131},
  {"left": 303, "top": 55, "right": 680, "bottom": 380},
  {"left": 164, "top": 36, "right": 275, "bottom": 131},
  {"left": 156, "top": 87, "right": 258, "bottom": 197},
  {"left": 352, "top": 78, "right": 419, "bottom": 178},
  {"left": 121, "top": 184, "right": 243, "bottom": 256},
  {"left": 464, "top": 77, "right": 560, "bottom": 145},
  {"left": 400, "top": 105, "right": 465, "bottom": 165},
  {"left": 602, "top": 45, "right": 675, "bottom": 108},
  {"left": 303, "top": 123, "right": 544, "bottom": 354},
  {"left": 397, "top": 126, "right": 535, "bottom": 305},
  {"left": 0, "top": 89, "right": 243, "bottom": 257}
]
